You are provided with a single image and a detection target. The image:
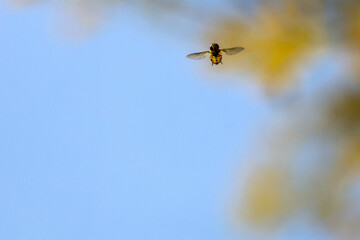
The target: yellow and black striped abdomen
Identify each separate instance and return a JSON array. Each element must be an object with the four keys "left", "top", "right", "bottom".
[{"left": 210, "top": 52, "right": 222, "bottom": 65}]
